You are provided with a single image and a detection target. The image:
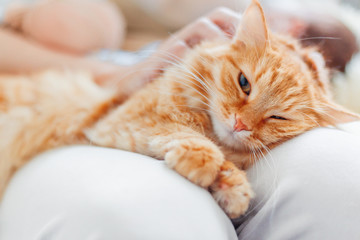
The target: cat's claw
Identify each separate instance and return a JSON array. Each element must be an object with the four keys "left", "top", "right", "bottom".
[{"left": 210, "top": 162, "right": 254, "bottom": 218}]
